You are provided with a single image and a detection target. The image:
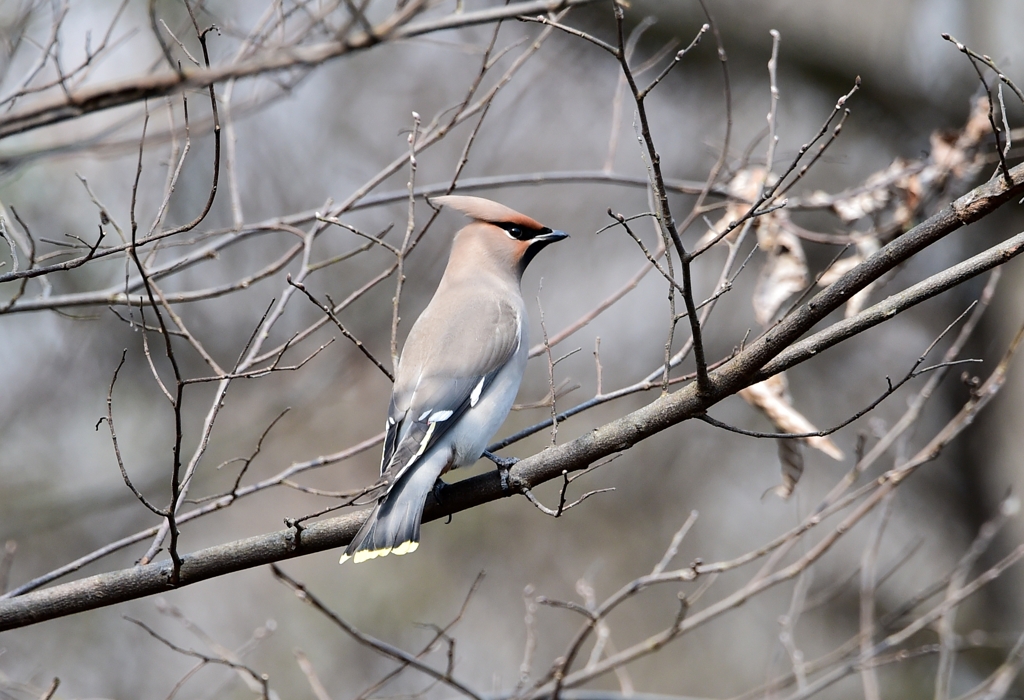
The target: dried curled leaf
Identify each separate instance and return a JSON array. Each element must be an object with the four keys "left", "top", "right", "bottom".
[
  {"left": 752, "top": 219, "right": 807, "bottom": 326},
  {"left": 831, "top": 163, "right": 899, "bottom": 223},
  {"left": 767, "top": 437, "right": 804, "bottom": 500},
  {"left": 697, "top": 167, "right": 773, "bottom": 248},
  {"left": 928, "top": 95, "right": 991, "bottom": 181},
  {"left": 739, "top": 373, "right": 844, "bottom": 461},
  {"left": 828, "top": 96, "right": 991, "bottom": 229}
]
